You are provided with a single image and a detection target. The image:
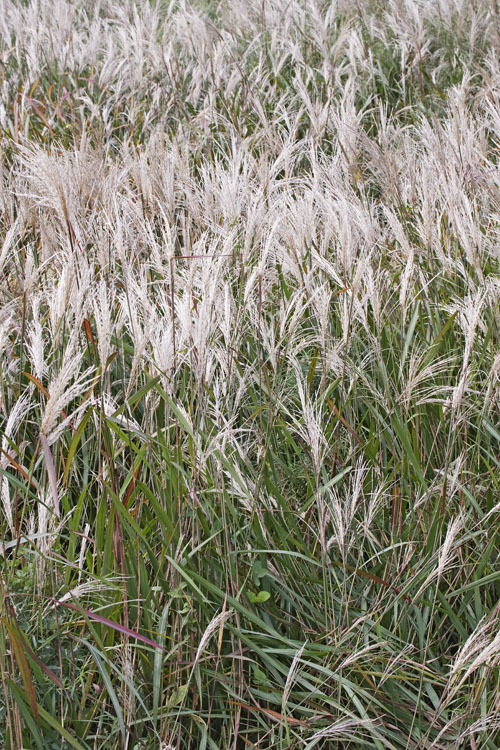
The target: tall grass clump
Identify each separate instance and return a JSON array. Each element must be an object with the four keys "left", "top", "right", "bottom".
[{"left": 0, "top": 0, "right": 500, "bottom": 747}]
